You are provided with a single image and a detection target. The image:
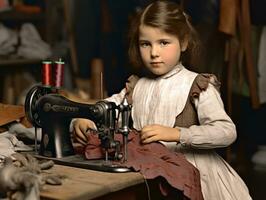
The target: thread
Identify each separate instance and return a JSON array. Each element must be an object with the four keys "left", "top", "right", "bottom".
[
  {"left": 42, "top": 61, "right": 52, "bottom": 87},
  {"left": 54, "top": 59, "right": 64, "bottom": 88},
  {"left": 142, "top": 175, "right": 151, "bottom": 200}
]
